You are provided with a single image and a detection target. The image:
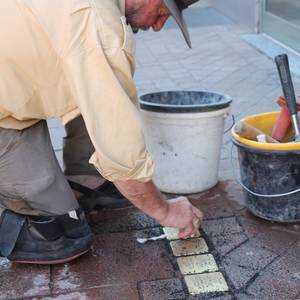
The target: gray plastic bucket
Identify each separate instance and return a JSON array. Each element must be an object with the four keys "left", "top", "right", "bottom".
[{"left": 140, "top": 91, "right": 232, "bottom": 194}]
